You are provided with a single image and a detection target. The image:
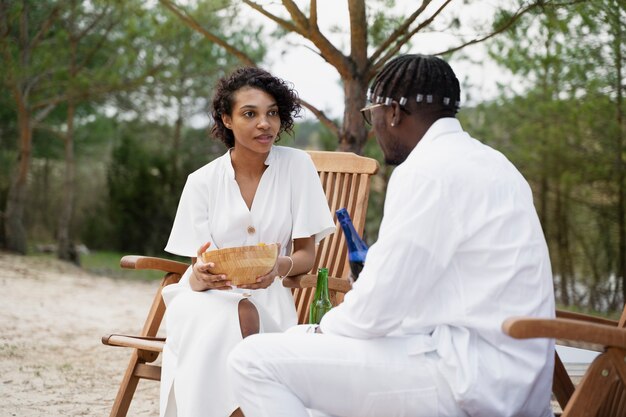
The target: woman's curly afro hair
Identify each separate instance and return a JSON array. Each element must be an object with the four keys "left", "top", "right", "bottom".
[{"left": 210, "top": 67, "right": 302, "bottom": 148}]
